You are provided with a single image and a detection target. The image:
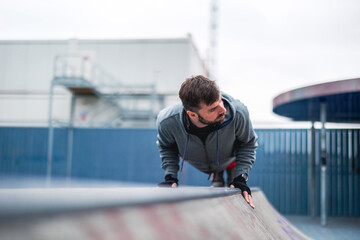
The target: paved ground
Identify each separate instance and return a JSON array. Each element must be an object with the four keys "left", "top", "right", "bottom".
[{"left": 285, "top": 215, "right": 360, "bottom": 240}]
